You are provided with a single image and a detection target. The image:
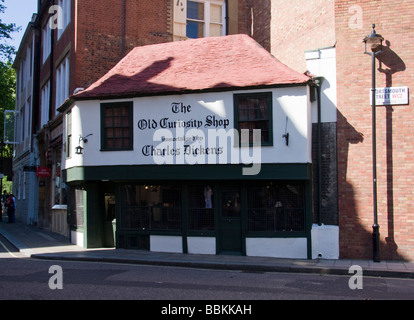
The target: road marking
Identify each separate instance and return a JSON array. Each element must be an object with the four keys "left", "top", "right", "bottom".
[{"left": 0, "top": 238, "right": 20, "bottom": 258}]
